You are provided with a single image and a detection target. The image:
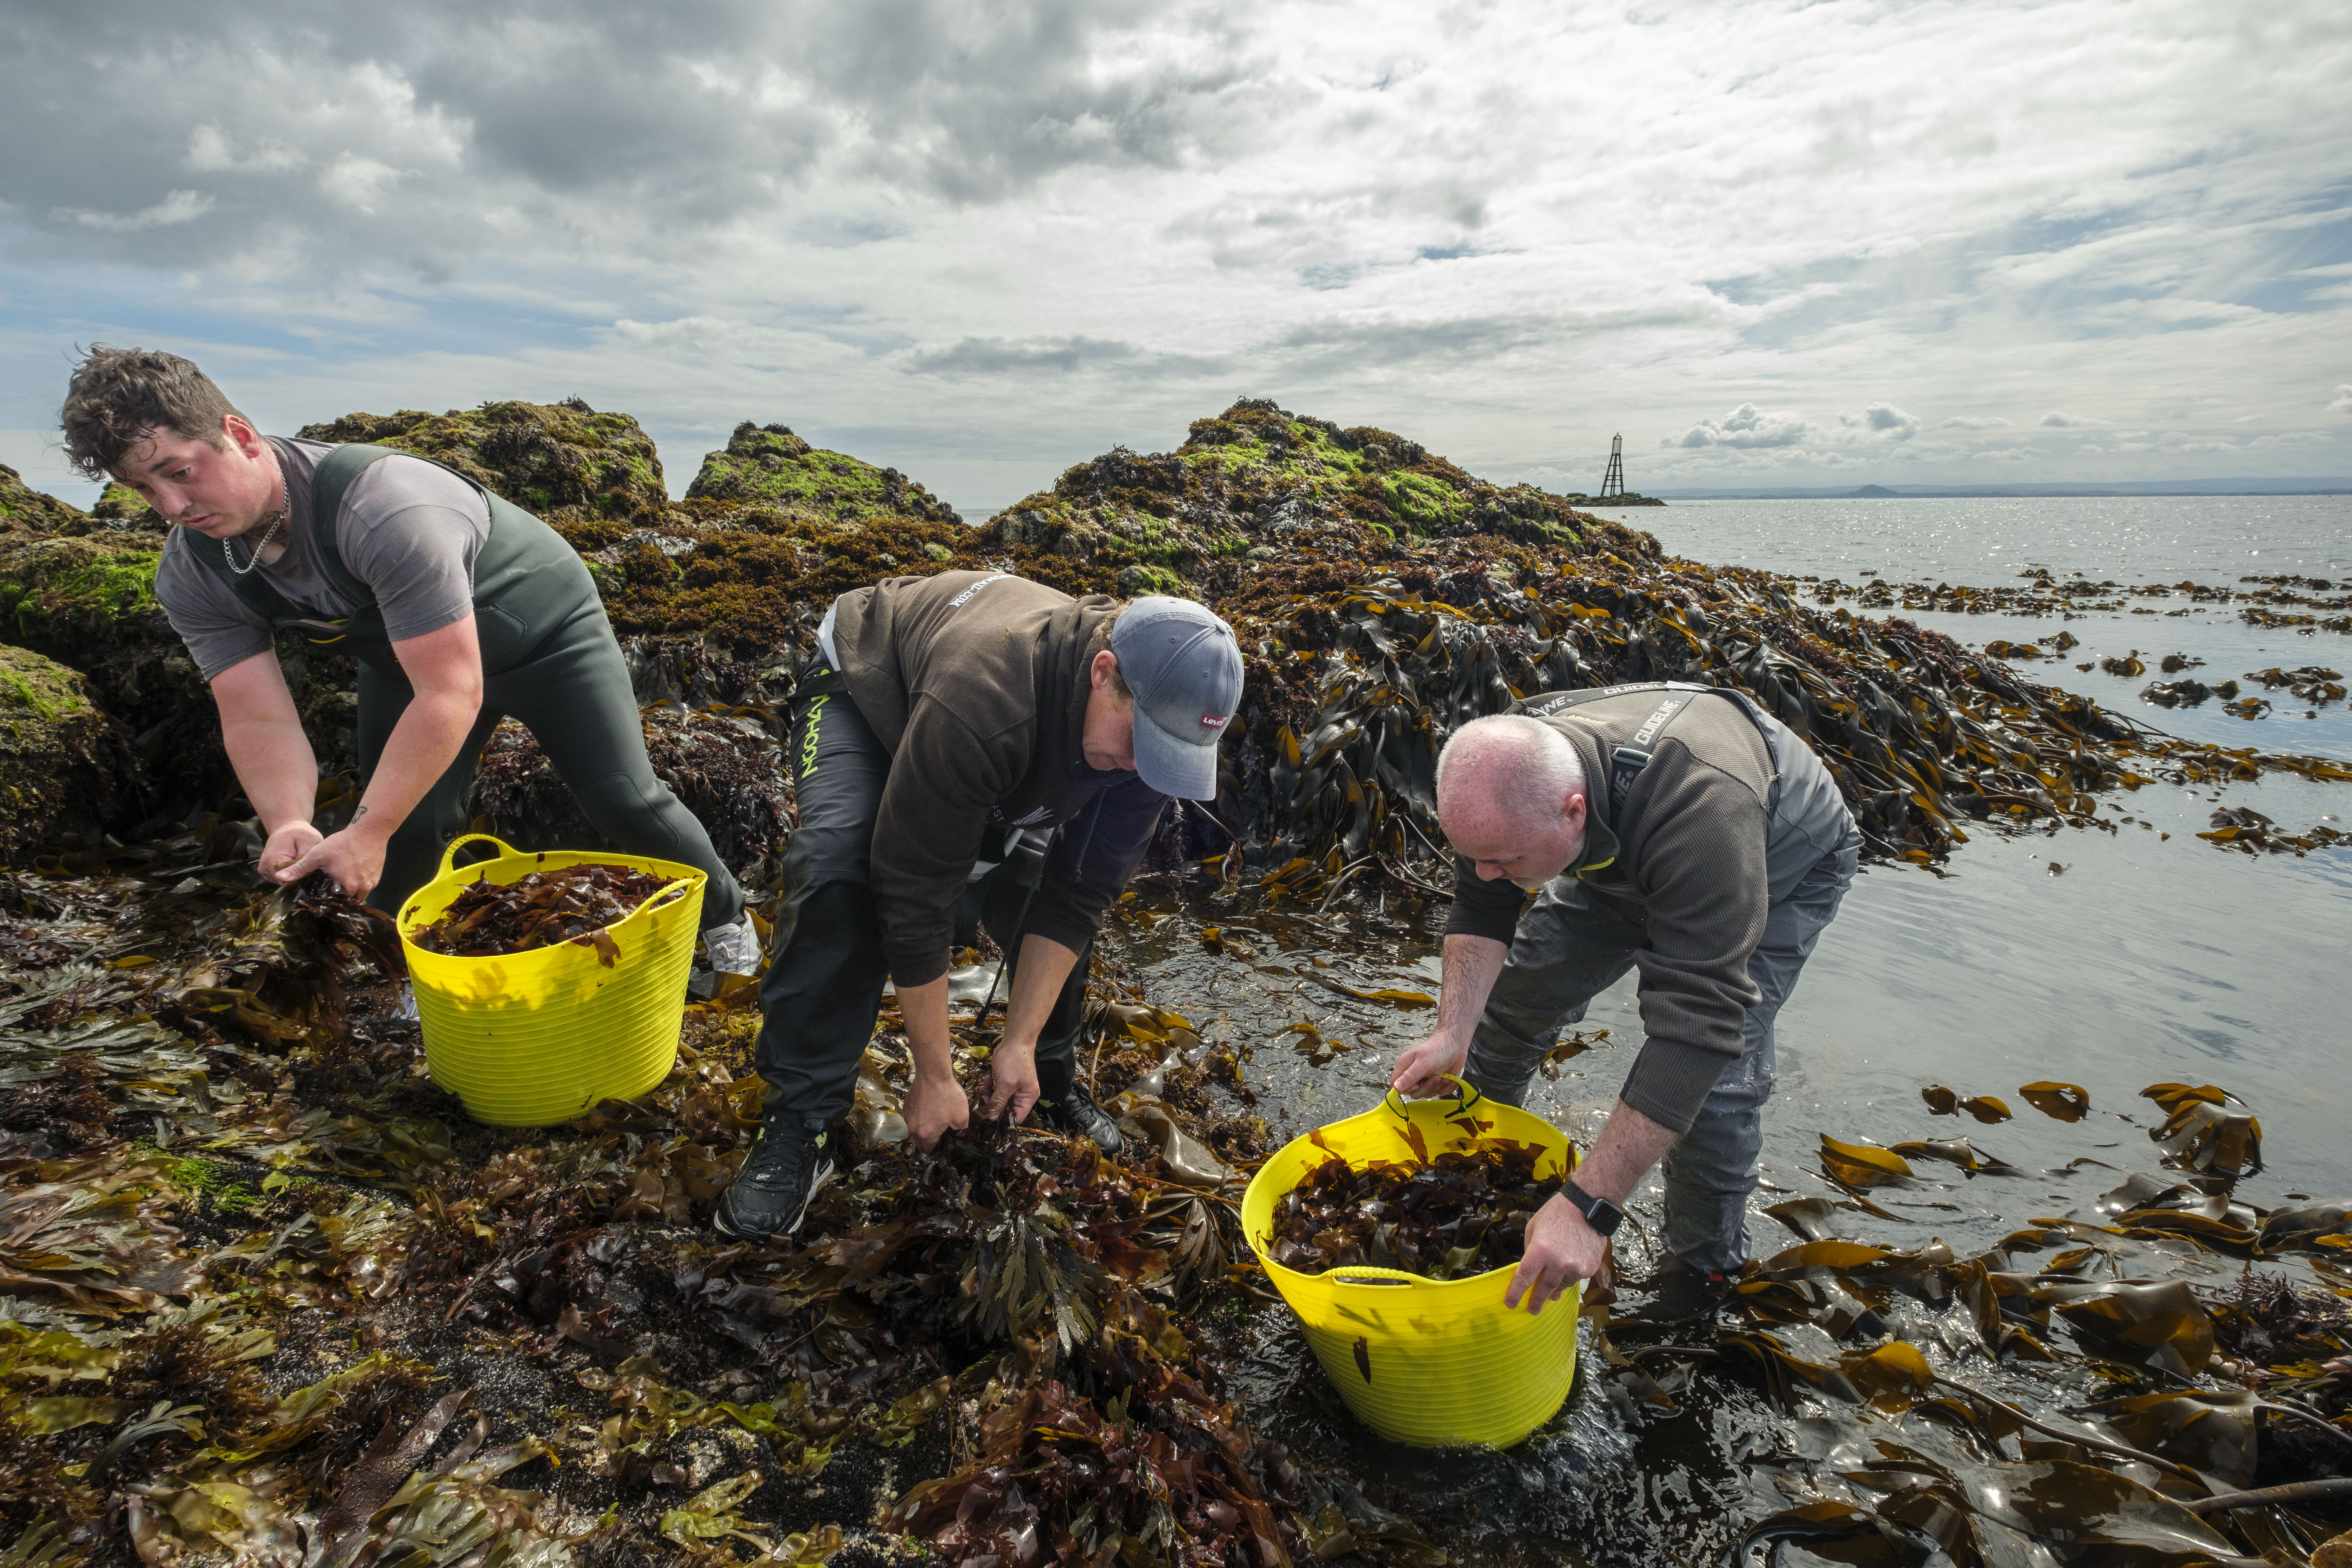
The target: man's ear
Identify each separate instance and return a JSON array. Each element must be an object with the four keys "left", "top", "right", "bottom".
[
  {"left": 1090, "top": 648, "right": 1119, "bottom": 690},
  {"left": 222, "top": 413, "right": 267, "bottom": 459}
]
